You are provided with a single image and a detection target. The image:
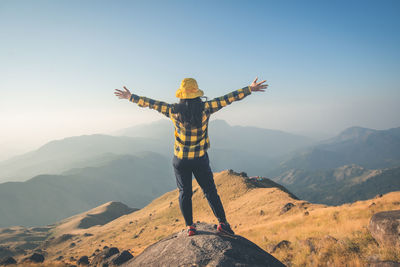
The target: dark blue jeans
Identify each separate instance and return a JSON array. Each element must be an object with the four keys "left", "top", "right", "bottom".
[{"left": 172, "top": 152, "right": 227, "bottom": 226}]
